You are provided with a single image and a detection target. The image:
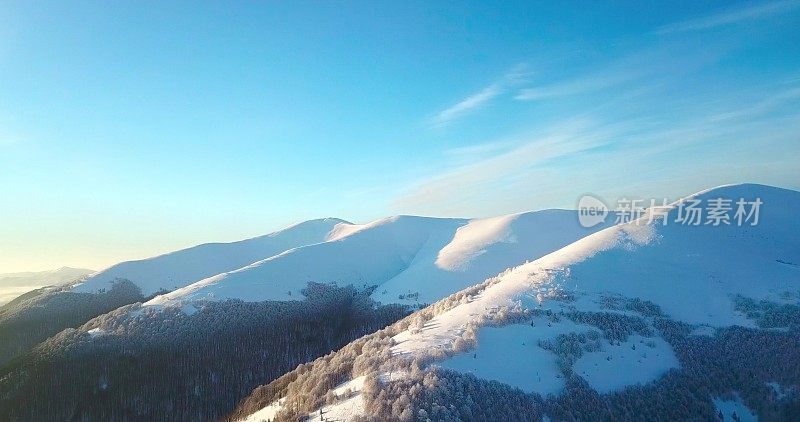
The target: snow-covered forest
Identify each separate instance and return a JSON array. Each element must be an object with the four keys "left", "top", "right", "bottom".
[{"left": 0, "top": 283, "right": 408, "bottom": 420}]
